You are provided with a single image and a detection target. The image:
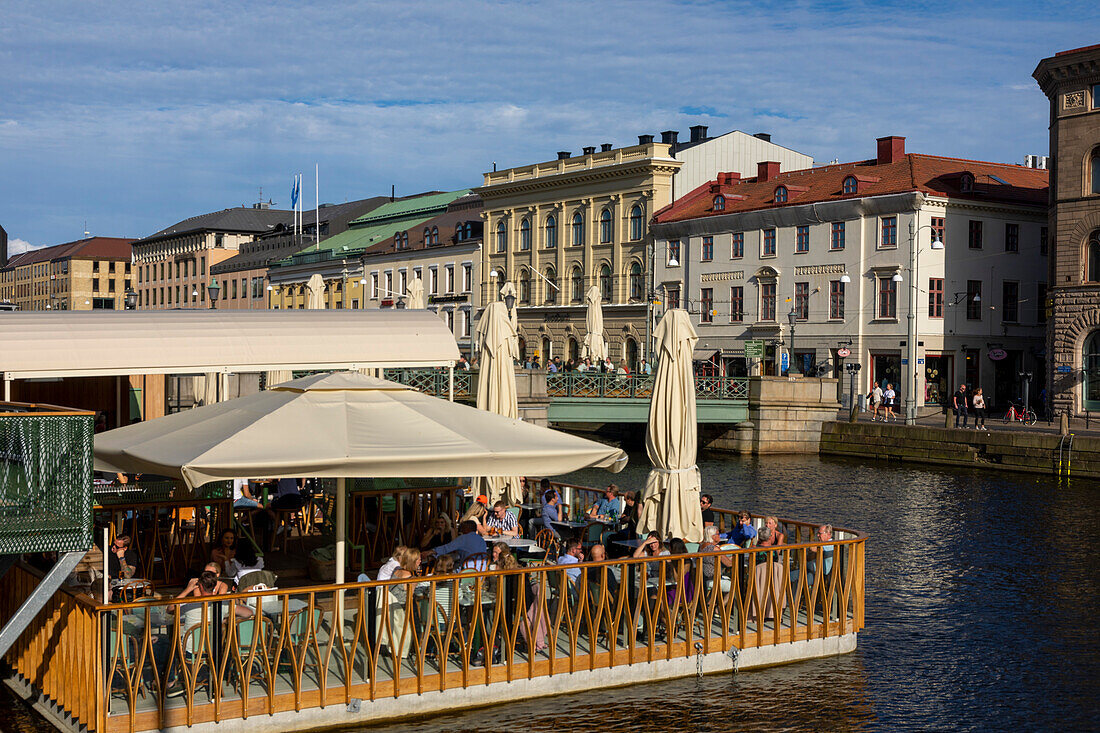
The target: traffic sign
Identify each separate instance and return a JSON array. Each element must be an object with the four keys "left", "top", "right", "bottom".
[
  {"left": 780, "top": 352, "right": 789, "bottom": 371},
  {"left": 1056, "top": 365, "right": 1072, "bottom": 373},
  {"left": 745, "top": 339, "right": 765, "bottom": 359},
  {"left": 837, "top": 347, "right": 851, "bottom": 358}
]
